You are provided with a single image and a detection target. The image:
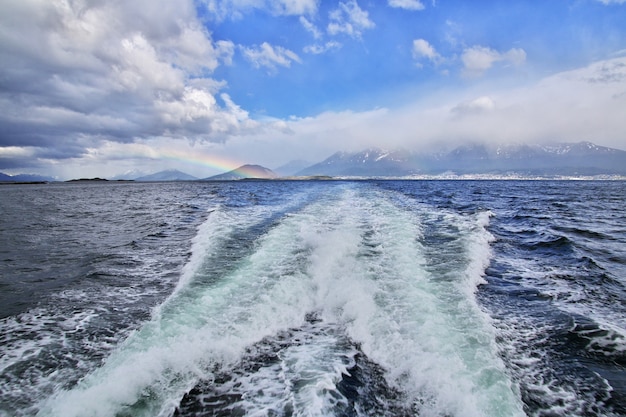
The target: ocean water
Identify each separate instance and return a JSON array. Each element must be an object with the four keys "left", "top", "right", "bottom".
[{"left": 0, "top": 180, "right": 624, "bottom": 417}]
